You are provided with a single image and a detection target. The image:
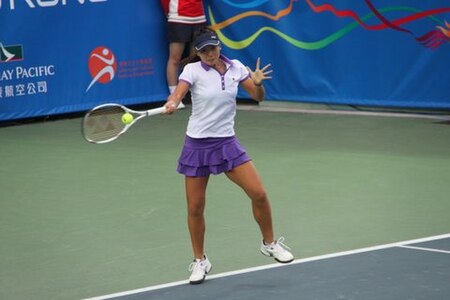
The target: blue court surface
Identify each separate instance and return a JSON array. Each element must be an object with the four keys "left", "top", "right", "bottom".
[{"left": 84, "top": 234, "right": 450, "bottom": 300}]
